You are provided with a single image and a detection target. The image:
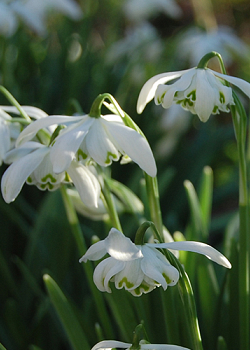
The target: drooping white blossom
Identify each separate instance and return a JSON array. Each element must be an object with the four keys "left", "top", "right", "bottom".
[
  {"left": 79, "top": 228, "right": 231, "bottom": 296},
  {"left": 137, "top": 67, "right": 250, "bottom": 122},
  {"left": 1, "top": 141, "right": 100, "bottom": 206},
  {"left": 16, "top": 113, "right": 157, "bottom": 177}
]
